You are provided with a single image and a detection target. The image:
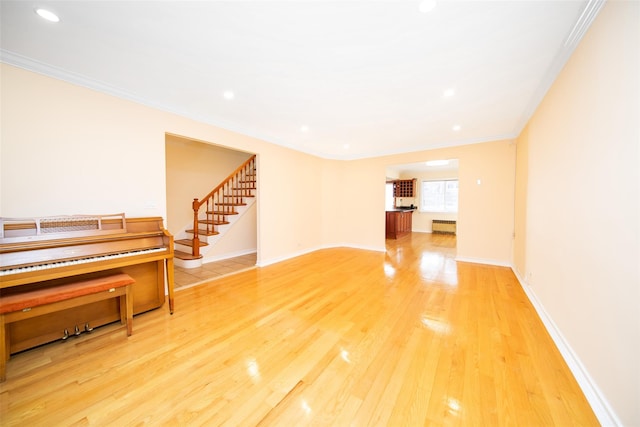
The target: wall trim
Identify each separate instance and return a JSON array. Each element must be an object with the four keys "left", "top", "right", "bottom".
[
  {"left": 511, "top": 267, "right": 622, "bottom": 427},
  {"left": 455, "top": 256, "right": 511, "bottom": 267},
  {"left": 202, "top": 249, "right": 257, "bottom": 264},
  {"left": 257, "top": 243, "right": 385, "bottom": 268},
  {"left": 341, "top": 243, "right": 386, "bottom": 253},
  {"left": 257, "top": 246, "right": 320, "bottom": 268}
]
